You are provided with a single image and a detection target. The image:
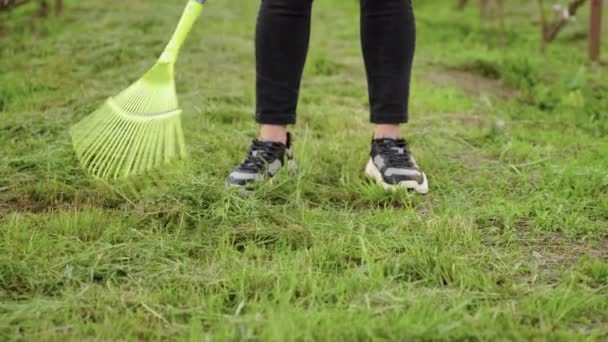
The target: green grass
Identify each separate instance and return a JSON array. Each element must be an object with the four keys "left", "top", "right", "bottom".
[{"left": 1, "top": 0, "right": 608, "bottom": 340}]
